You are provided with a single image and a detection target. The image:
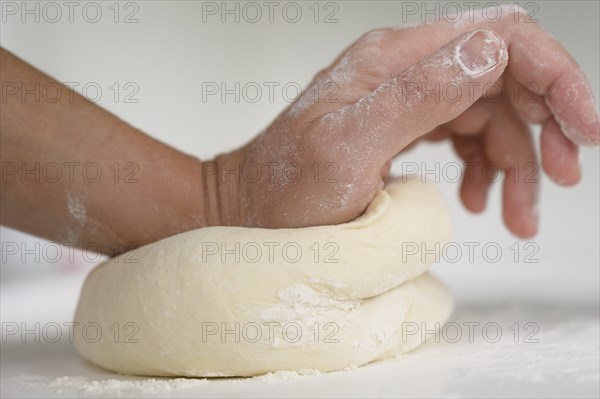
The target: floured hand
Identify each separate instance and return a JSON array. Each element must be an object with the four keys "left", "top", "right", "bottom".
[{"left": 212, "top": 8, "right": 599, "bottom": 238}]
